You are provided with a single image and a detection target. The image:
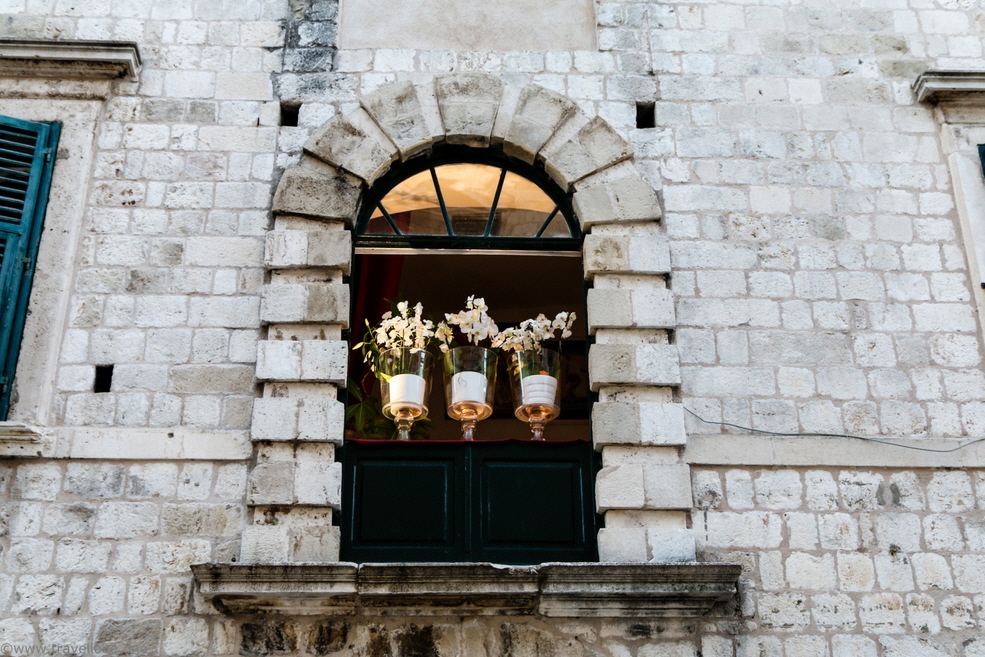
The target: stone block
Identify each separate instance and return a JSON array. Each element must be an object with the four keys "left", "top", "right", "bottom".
[
  {"left": 94, "top": 502, "right": 159, "bottom": 539},
  {"left": 299, "top": 341, "right": 348, "bottom": 383},
  {"left": 643, "top": 464, "right": 693, "bottom": 509},
  {"left": 435, "top": 73, "right": 504, "bottom": 146},
  {"left": 168, "top": 365, "right": 255, "bottom": 394},
  {"left": 93, "top": 619, "right": 162, "bottom": 657},
  {"left": 294, "top": 460, "right": 342, "bottom": 507},
  {"left": 573, "top": 173, "right": 661, "bottom": 227},
  {"left": 502, "top": 84, "right": 577, "bottom": 163},
  {"left": 255, "top": 341, "right": 302, "bottom": 380},
  {"left": 271, "top": 165, "right": 360, "bottom": 224},
  {"left": 265, "top": 229, "right": 352, "bottom": 271},
  {"left": 584, "top": 234, "right": 671, "bottom": 276},
  {"left": 596, "top": 463, "right": 645, "bottom": 511},
  {"left": 260, "top": 283, "right": 349, "bottom": 325},
  {"left": 304, "top": 108, "right": 398, "bottom": 183},
  {"left": 251, "top": 398, "right": 300, "bottom": 441},
  {"left": 587, "top": 288, "right": 675, "bottom": 331},
  {"left": 239, "top": 525, "right": 291, "bottom": 564},
  {"left": 297, "top": 398, "right": 346, "bottom": 443},
  {"left": 361, "top": 79, "right": 439, "bottom": 157},
  {"left": 647, "top": 528, "right": 697, "bottom": 563},
  {"left": 247, "top": 462, "right": 295, "bottom": 505},
  {"left": 597, "top": 527, "right": 648, "bottom": 562},
  {"left": 589, "top": 344, "right": 681, "bottom": 389},
  {"left": 543, "top": 117, "right": 632, "bottom": 189},
  {"left": 592, "top": 401, "right": 686, "bottom": 446},
  {"left": 291, "top": 525, "right": 341, "bottom": 562}
]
